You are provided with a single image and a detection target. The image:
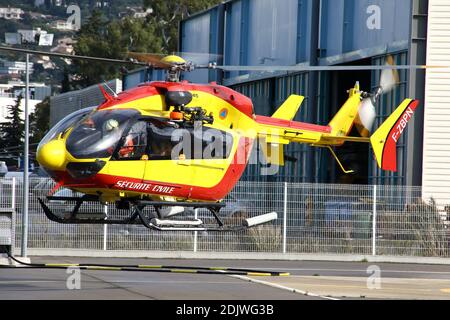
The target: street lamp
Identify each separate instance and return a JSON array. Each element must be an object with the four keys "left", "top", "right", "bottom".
[{"left": 21, "top": 53, "right": 29, "bottom": 258}]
